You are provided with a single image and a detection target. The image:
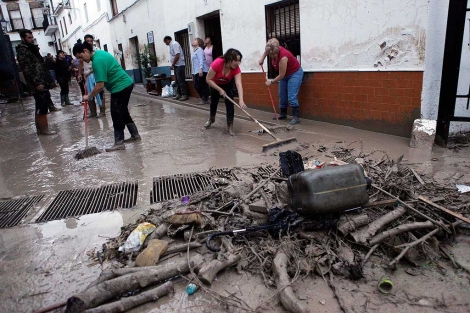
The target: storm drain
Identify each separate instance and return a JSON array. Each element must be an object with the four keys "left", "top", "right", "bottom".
[
  {"left": 151, "top": 166, "right": 277, "bottom": 203},
  {"left": 0, "top": 195, "right": 44, "bottom": 228},
  {"left": 36, "top": 181, "right": 138, "bottom": 222}
]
